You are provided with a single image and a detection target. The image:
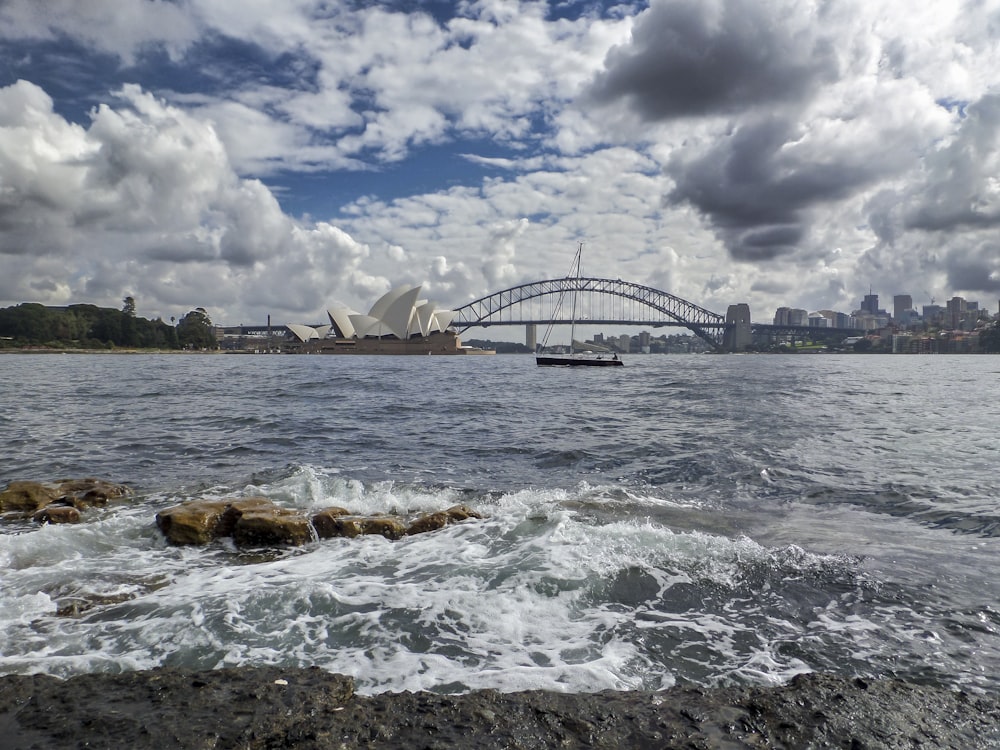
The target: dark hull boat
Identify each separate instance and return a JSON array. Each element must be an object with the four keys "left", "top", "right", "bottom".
[
  {"left": 535, "top": 242, "right": 625, "bottom": 368},
  {"left": 536, "top": 354, "right": 623, "bottom": 367}
]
